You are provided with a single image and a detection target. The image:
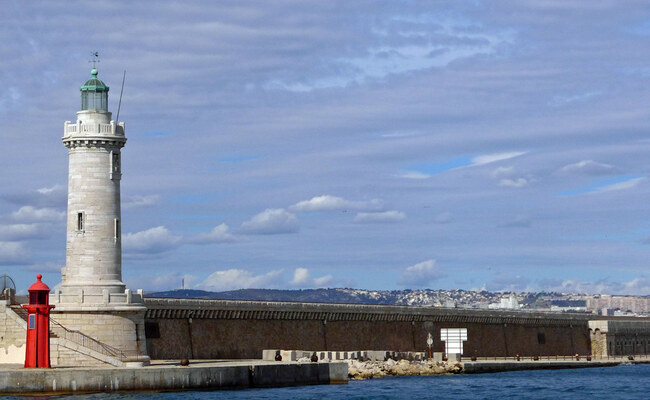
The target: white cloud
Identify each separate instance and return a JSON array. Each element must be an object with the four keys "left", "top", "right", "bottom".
[
  {"left": 291, "top": 268, "right": 310, "bottom": 285},
  {"left": 398, "top": 259, "right": 445, "bottom": 287},
  {"left": 393, "top": 171, "right": 431, "bottom": 180},
  {"left": 313, "top": 274, "right": 334, "bottom": 287},
  {"left": 547, "top": 277, "right": 650, "bottom": 296},
  {"left": 290, "top": 195, "right": 383, "bottom": 212},
  {"left": 37, "top": 185, "right": 65, "bottom": 195},
  {"left": 622, "top": 277, "right": 650, "bottom": 295},
  {"left": 499, "top": 178, "right": 528, "bottom": 188},
  {"left": 491, "top": 166, "right": 514, "bottom": 178},
  {"left": 562, "top": 176, "right": 645, "bottom": 196},
  {"left": 549, "top": 91, "right": 601, "bottom": 107},
  {"left": 434, "top": 212, "right": 453, "bottom": 224},
  {"left": 123, "top": 194, "right": 161, "bottom": 209},
  {"left": 240, "top": 209, "right": 299, "bottom": 234},
  {"left": 289, "top": 267, "right": 333, "bottom": 287},
  {"left": 560, "top": 160, "right": 616, "bottom": 175},
  {"left": 594, "top": 177, "right": 644, "bottom": 193},
  {"left": 197, "top": 268, "right": 284, "bottom": 291},
  {"left": 3, "top": 185, "right": 66, "bottom": 208},
  {"left": 489, "top": 166, "right": 530, "bottom": 188},
  {"left": 189, "top": 223, "right": 238, "bottom": 244},
  {"left": 265, "top": 18, "right": 510, "bottom": 92},
  {"left": 556, "top": 279, "right": 610, "bottom": 294},
  {"left": 0, "top": 224, "right": 48, "bottom": 241},
  {"left": 353, "top": 210, "right": 406, "bottom": 223},
  {"left": 471, "top": 151, "right": 526, "bottom": 166},
  {"left": 11, "top": 206, "right": 65, "bottom": 223},
  {"left": 127, "top": 272, "right": 198, "bottom": 292},
  {"left": 399, "top": 152, "right": 527, "bottom": 180},
  {"left": 123, "top": 226, "right": 182, "bottom": 255},
  {"left": 0, "top": 242, "right": 29, "bottom": 265}
]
